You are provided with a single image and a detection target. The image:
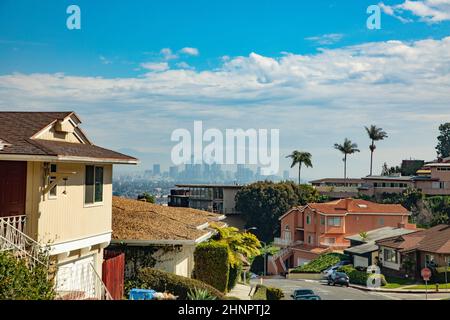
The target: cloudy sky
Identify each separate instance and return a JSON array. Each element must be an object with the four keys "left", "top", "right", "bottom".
[{"left": 0, "top": 0, "right": 450, "bottom": 179}]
